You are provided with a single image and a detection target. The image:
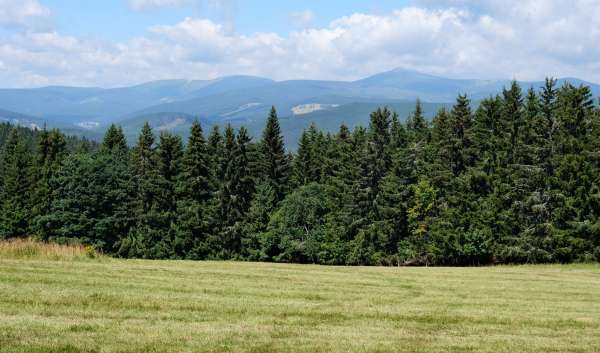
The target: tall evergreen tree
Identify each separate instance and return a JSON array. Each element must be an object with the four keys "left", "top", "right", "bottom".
[
  {"left": 119, "top": 122, "right": 163, "bottom": 258},
  {"left": 406, "top": 98, "right": 428, "bottom": 143},
  {"left": 102, "top": 124, "right": 128, "bottom": 154},
  {"left": 30, "top": 128, "right": 66, "bottom": 237},
  {"left": 240, "top": 182, "right": 276, "bottom": 260},
  {"left": 259, "top": 106, "right": 290, "bottom": 203},
  {"left": 448, "top": 94, "right": 473, "bottom": 176},
  {"left": 0, "top": 129, "right": 31, "bottom": 238},
  {"left": 502, "top": 81, "right": 525, "bottom": 165},
  {"left": 231, "top": 127, "right": 255, "bottom": 218},
  {"left": 471, "top": 96, "right": 503, "bottom": 176},
  {"left": 207, "top": 125, "right": 224, "bottom": 183},
  {"left": 173, "top": 120, "right": 213, "bottom": 259}
]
